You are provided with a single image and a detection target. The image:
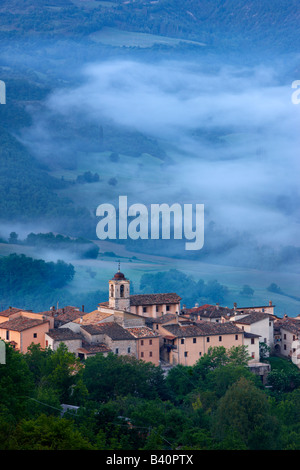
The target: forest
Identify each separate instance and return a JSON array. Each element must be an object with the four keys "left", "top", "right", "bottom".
[
  {"left": 1, "top": 341, "right": 300, "bottom": 450},
  {"left": 0, "top": 253, "right": 108, "bottom": 312}
]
